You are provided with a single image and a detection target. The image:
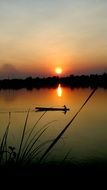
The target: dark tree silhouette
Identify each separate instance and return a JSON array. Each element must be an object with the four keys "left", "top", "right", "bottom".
[{"left": 0, "top": 73, "right": 107, "bottom": 89}]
